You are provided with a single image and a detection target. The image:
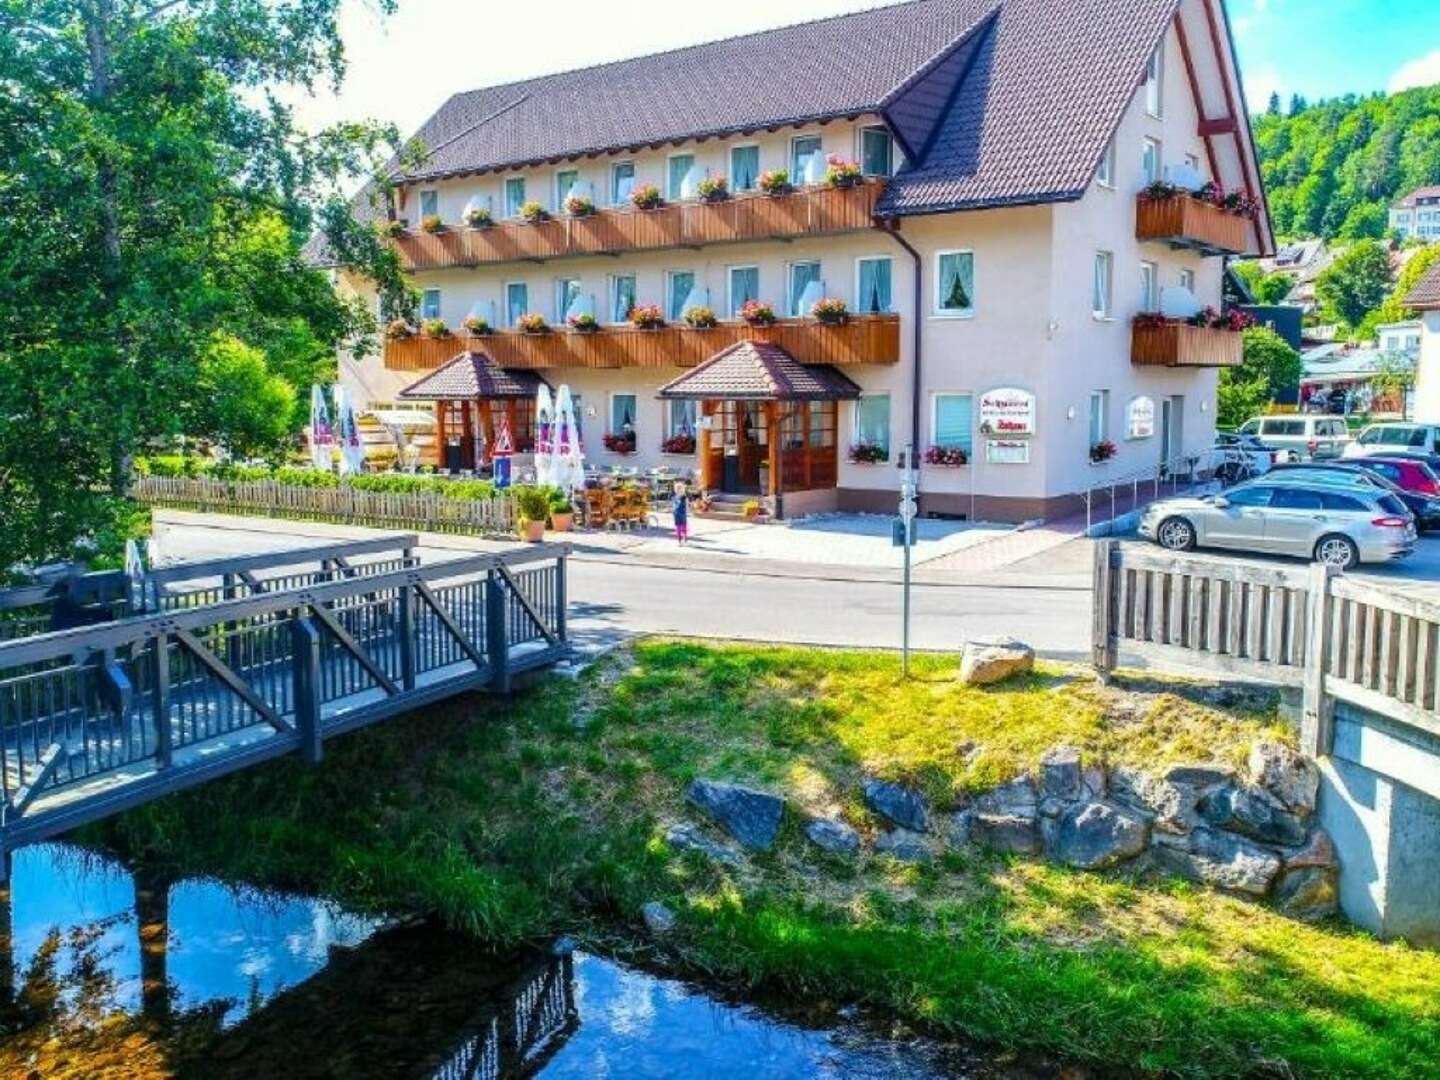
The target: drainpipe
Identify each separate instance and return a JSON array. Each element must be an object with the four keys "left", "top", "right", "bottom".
[{"left": 874, "top": 216, "right": 924, "bottom": 489}]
